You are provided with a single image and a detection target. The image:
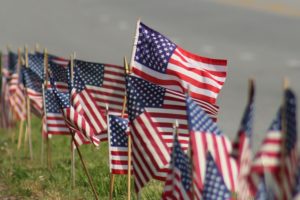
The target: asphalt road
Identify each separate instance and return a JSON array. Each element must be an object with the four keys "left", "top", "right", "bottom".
[{"left": 1, "top": 0, "right": 300, "bottom": 151}]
